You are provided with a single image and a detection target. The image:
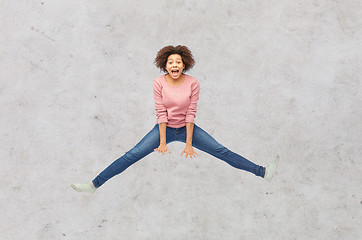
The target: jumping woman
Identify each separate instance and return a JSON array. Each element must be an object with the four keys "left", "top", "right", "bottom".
[{"left": 71, "top": 45, "right": 279, "bottom": 193}]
